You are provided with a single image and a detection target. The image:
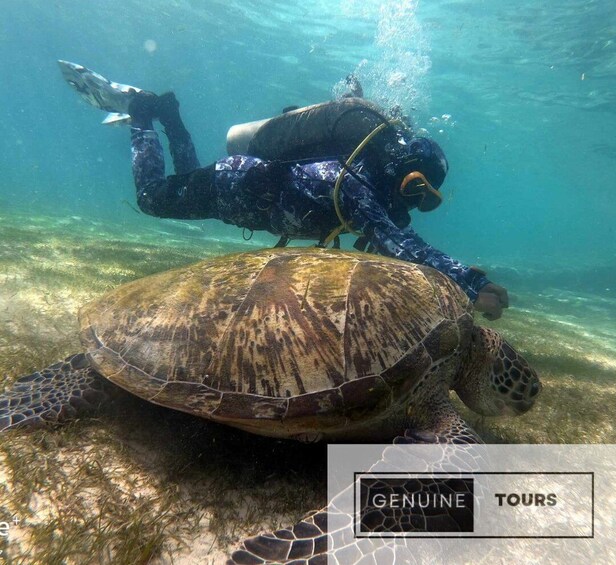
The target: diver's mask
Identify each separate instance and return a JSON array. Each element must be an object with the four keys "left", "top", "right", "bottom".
[
  {"left": 399, "top": 170, "right": 442, "bottom": 212},
  {"left": 388, "top": 136, "right": 449, "bottom": 212}
]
